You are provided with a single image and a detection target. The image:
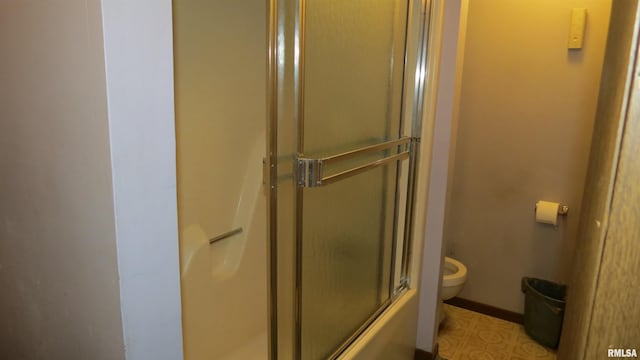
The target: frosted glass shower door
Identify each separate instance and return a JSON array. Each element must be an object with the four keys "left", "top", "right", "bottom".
[{"left": 297, "top": 0, "right": 410, "bottom": 358}]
